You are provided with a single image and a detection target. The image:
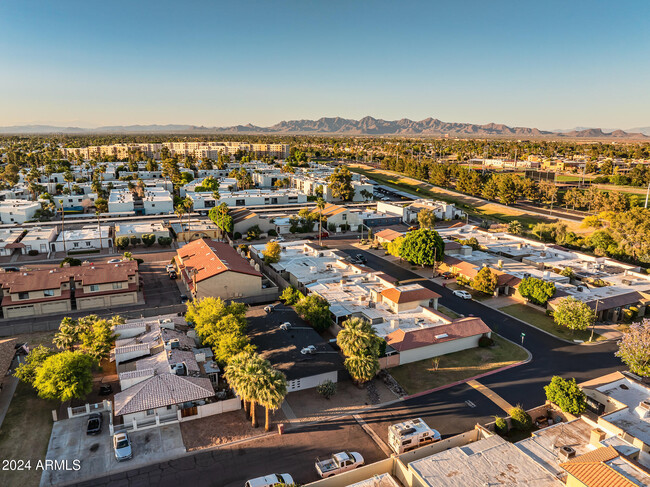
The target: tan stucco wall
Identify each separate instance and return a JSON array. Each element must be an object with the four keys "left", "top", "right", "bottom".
[
  {"left": 399, "top": 335, "right": 484, "bottom": 365},
  {"left": 77, "top": 291, "right": 138, "bottom": 310},
  {"left": 4, "top": 299, "right": 71, "bottom": 318},
  {"left": 194, "top": 271, "right": 262, "bottom": 300}
]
